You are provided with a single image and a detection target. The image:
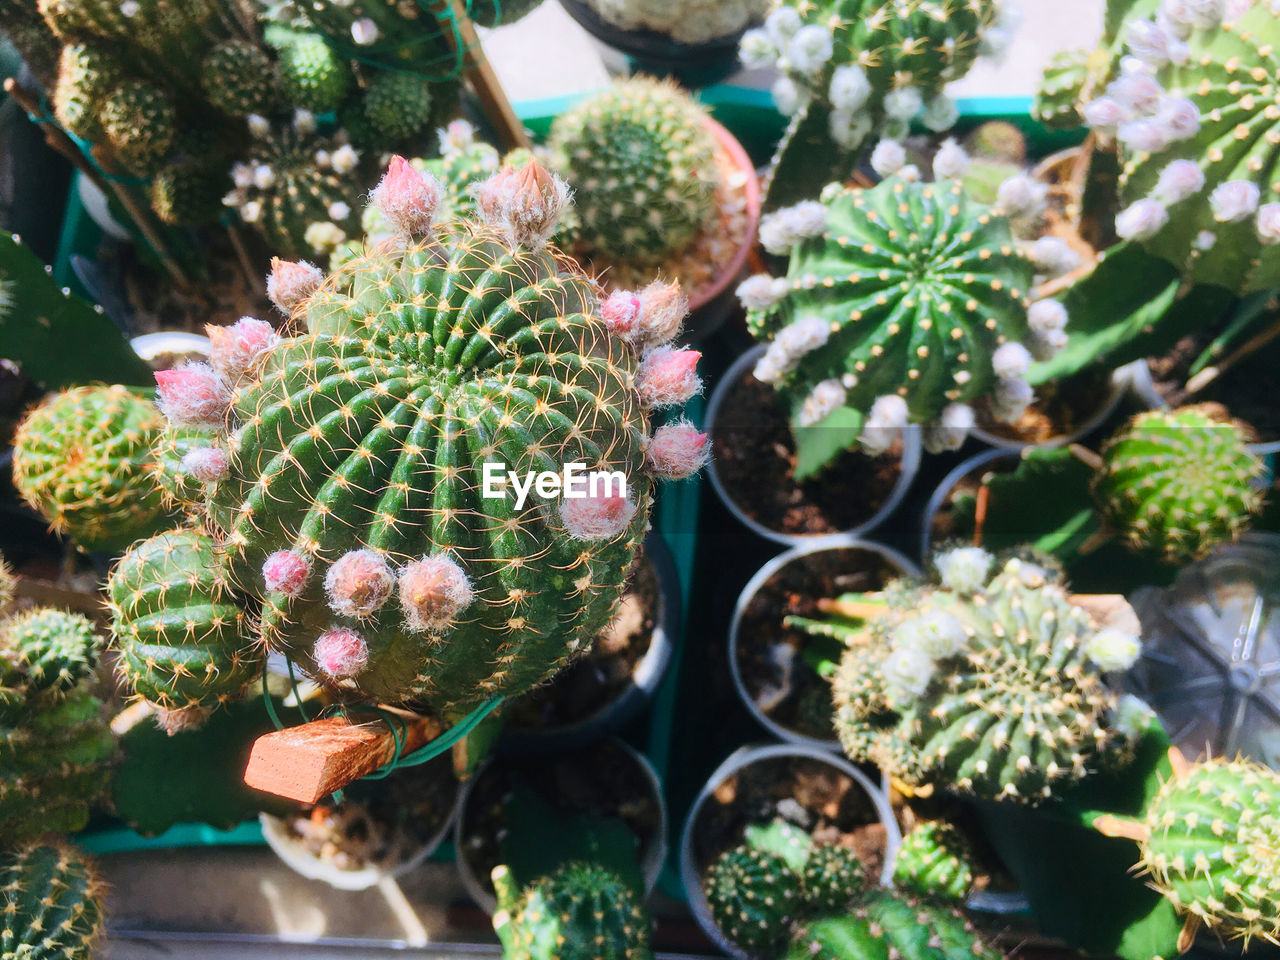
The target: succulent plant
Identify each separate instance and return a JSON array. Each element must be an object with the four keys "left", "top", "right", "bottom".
[
  {"left": 12, "top": 384, "right": 170, "bottom": 552},
  {"left": 1083, "top": 0, "right": 1280, "bottom": 294},
  {"left": 807, "top": 548, "right": 1133, "bottom": 803},
  {"left": 154, "top": 158, "right": 705, "bottom": 713},
  {"left": 150, "top": 161, "right": 228, "bottom": 226},
  {"left": 201, "top": 39, "right": 277, "bottom": 117},
  {"left": 801, "top": 842, "right": 867, "bottom": 913},
  {"left": 1032, "top": 48, "right": 1094, "bottom": 131},
  {"left": 548, "top": 76, "right": 717, "bottom": 267},
  {"left": 0, "top": 608, "right": 103, "bottom": 698},
  {"left": 491, "top": 862, "right": 654, "bottom": 960},
  {"left": 585, "top": 0, "right": 768, "bottom": 44},
  {"left": 892, "top": 820, "right": 976, "bottom": 900},
  {"left": 704, "top": 844, "right": 800, "bottom": 951},
  {"left": 98, "top": 78, "right": 176, "bottom": 174},
  {"left": 38, "top": 0, "right": 218, "bottom": 59},
  {"left": 0, "top": 843, "right": 104, "bottom": 960},
  {"left": 51, "top": 41, "right": 120, "bottom": 139},
  {"left": 275, "top": 30, "right": 351, "bottom": 113},
  {"left": 740, "top": 173, "right": 1067, "bottom": 463},
  {"left": 360, "top": 70, "right": 434, "bottom": 146},
  {"left": 1093, "top": 405, "right": 1264, "bottom": 564},
  {"left": 786, "top": 889, "right": 1000, "bottom": 960},
  {"left": 108, "top": 526, "right": 263, "bottom": 732}
]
